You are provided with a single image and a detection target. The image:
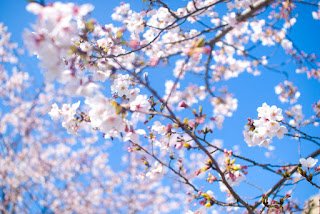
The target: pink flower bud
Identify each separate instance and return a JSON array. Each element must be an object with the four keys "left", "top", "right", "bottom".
[
  {"left": 175, "top": 142, "right": 183, "bottom": 149},
  {"left": 129, "top": 40, "right": 139, "bottom": 49},
  {"left": 195, "top": 116, "right": 205, "bottom": 124},
  {"left": 179, "top": 100, "right": 188, "bottom": 108},
  {"left": 202, "top": 47, "right": 211, "bottom": 54},
  {"left": 149, "top": 57, "right": 159, "bottom": 67},
  {"left": 166, "top": 123, "right": 172, "bottom": 132},
  {"left": 189, "top": 121, "right": 196, "bottom": 127}
]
